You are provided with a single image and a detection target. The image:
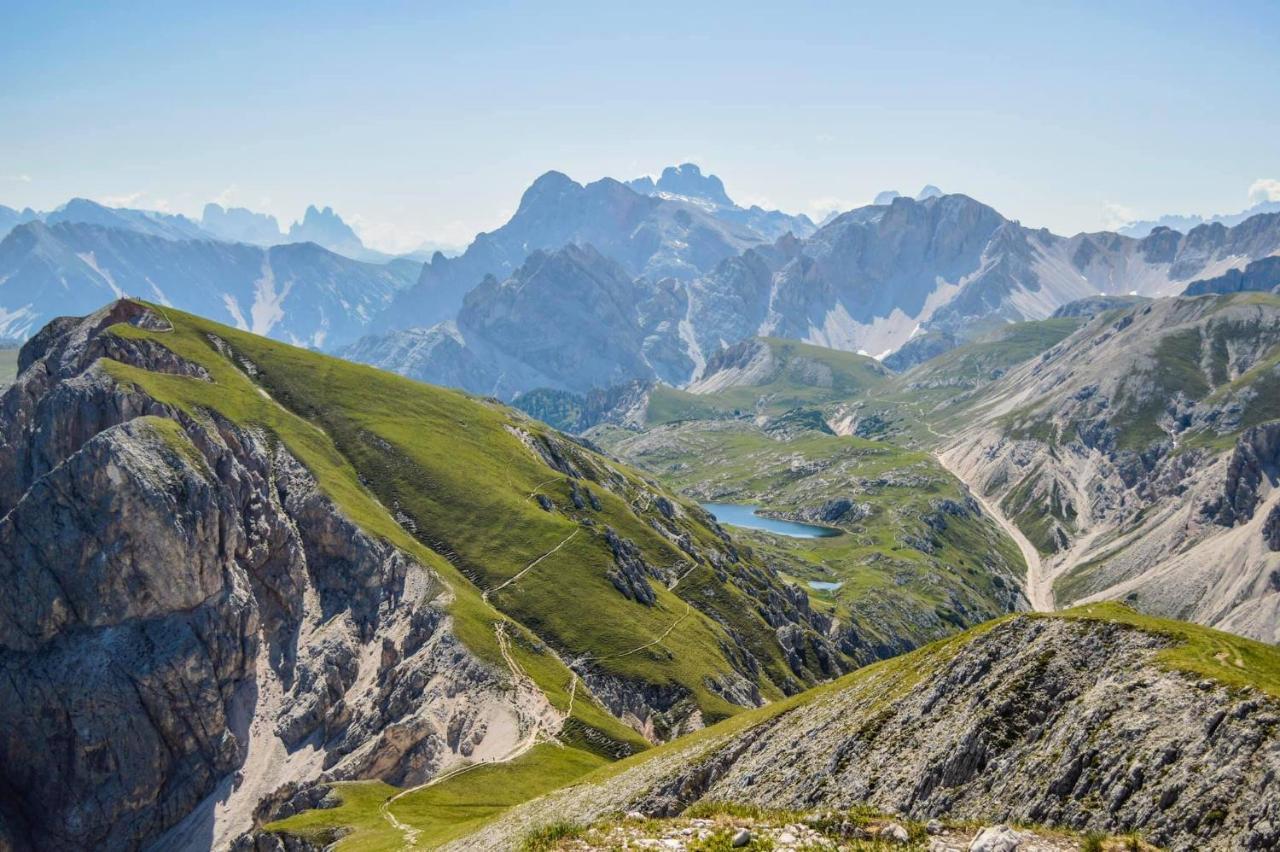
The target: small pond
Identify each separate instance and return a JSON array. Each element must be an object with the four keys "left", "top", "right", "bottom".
[
  {"left": 700, "top": 503, "right": 841, "bottom": 539},
  {"left": 807, "top": 580, "right": 844, "bottom": 591}
]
